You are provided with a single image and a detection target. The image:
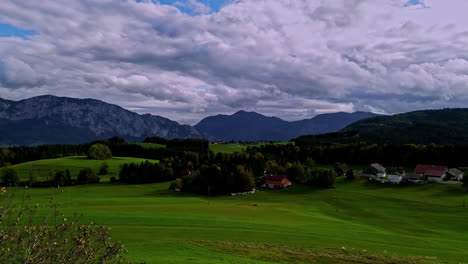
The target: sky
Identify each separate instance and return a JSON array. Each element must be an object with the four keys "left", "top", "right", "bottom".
[{"left": 1, "top": 0, "right": 468, "bottom": 125}]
